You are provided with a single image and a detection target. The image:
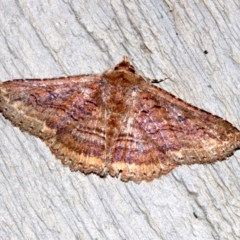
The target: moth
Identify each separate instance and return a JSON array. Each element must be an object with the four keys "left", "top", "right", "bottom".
[{"left": 0, "top": 57, "right": 239, "bottom": 182}]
